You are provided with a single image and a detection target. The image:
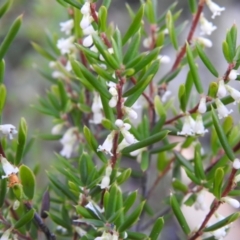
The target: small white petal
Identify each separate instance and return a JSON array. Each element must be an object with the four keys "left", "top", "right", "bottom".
[
  {"left": 52, "top": 71, "right": 65, "bottom": 79},
  {"left": 57, "top": 36, "right": 75, "bottom": 55},
  {"left": 217, "top": 80, "right": 227, "bottom": 98},
  {"left": 215, "top": 98, "right": 233, "bottom": 119},
  {"left": 206, "top": 0, "right": 225, "bottom": 19},
  {"left": 194, "top": 115, "right": 208, "bottom": 136},
  {"left": 115, "top": 119, "right": 124, "bottom": 128},
  {"left": 60, "top": 19, "right": 74, "bottom": 35},
  {"left": 97, "top": 131, "right": 115, "bottom": 156},
  {"left": 161, "top": 90, "right": 171, "bottom": 102},
  {"left": 233, "top": 158, "right": 240, "bottom": 169},
  {"left": 199, "top": 13, "right": 217, "bottom": 35},
  {"left": 105, "top": 165, "right": 112, "bottom": 176},
  {"left": 228, "top": 69, "right": 239, "bottom": 80},
  {"left": 195, "top": 37, "right": 212, "bottom": 48},
  {"left": 221, "top": 197, "right": 240, "bottom": 208},
  {"left": 83, "top": 25, "right": 96, "bottom": 35},
  {"left": 51, "top": 123, "right": 64, "bottom": 135},
  {"left": 0, "top": 228, "right": 12, "bottom": 240},
  {"left": 83, "top": 35, "right": 93, "bottom": 47},
  {"left": 98, "top": 175, "right": 110, "bottom": 189},
  {"left": 109, "top": 96, "right": 118, "bottom": 108},
  {"left": 177, "top": 115, "right": 195, "bottom": 136},
  {"left": 13, "top": 200, "right": 20, "bottom": 210},
  {"left": 124, "top": 106, "right": 138, "bottom": 120},
  {"left": 121, "top": 129, "right": 137, "bottom": 144},
  {"left": 0, "top": 124, "right": 18, "bottom": 140},
  {"left": 198, "top": 96, "right": 207, "bottom": 114},
  {"left": 81, "top": 2, "right": 90, "bottom": 15},
  {"left": 143, "top": 37, "right": 152, "bottom": 48},
  {"left": 1, "top": 156, "right": 19, "bottom": 178},
  {"left": 80, "top": 14, "right": 93, "bottom": 29},
  {"left": 158, "top": 55, "right": 171, "bottom": 64}
]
